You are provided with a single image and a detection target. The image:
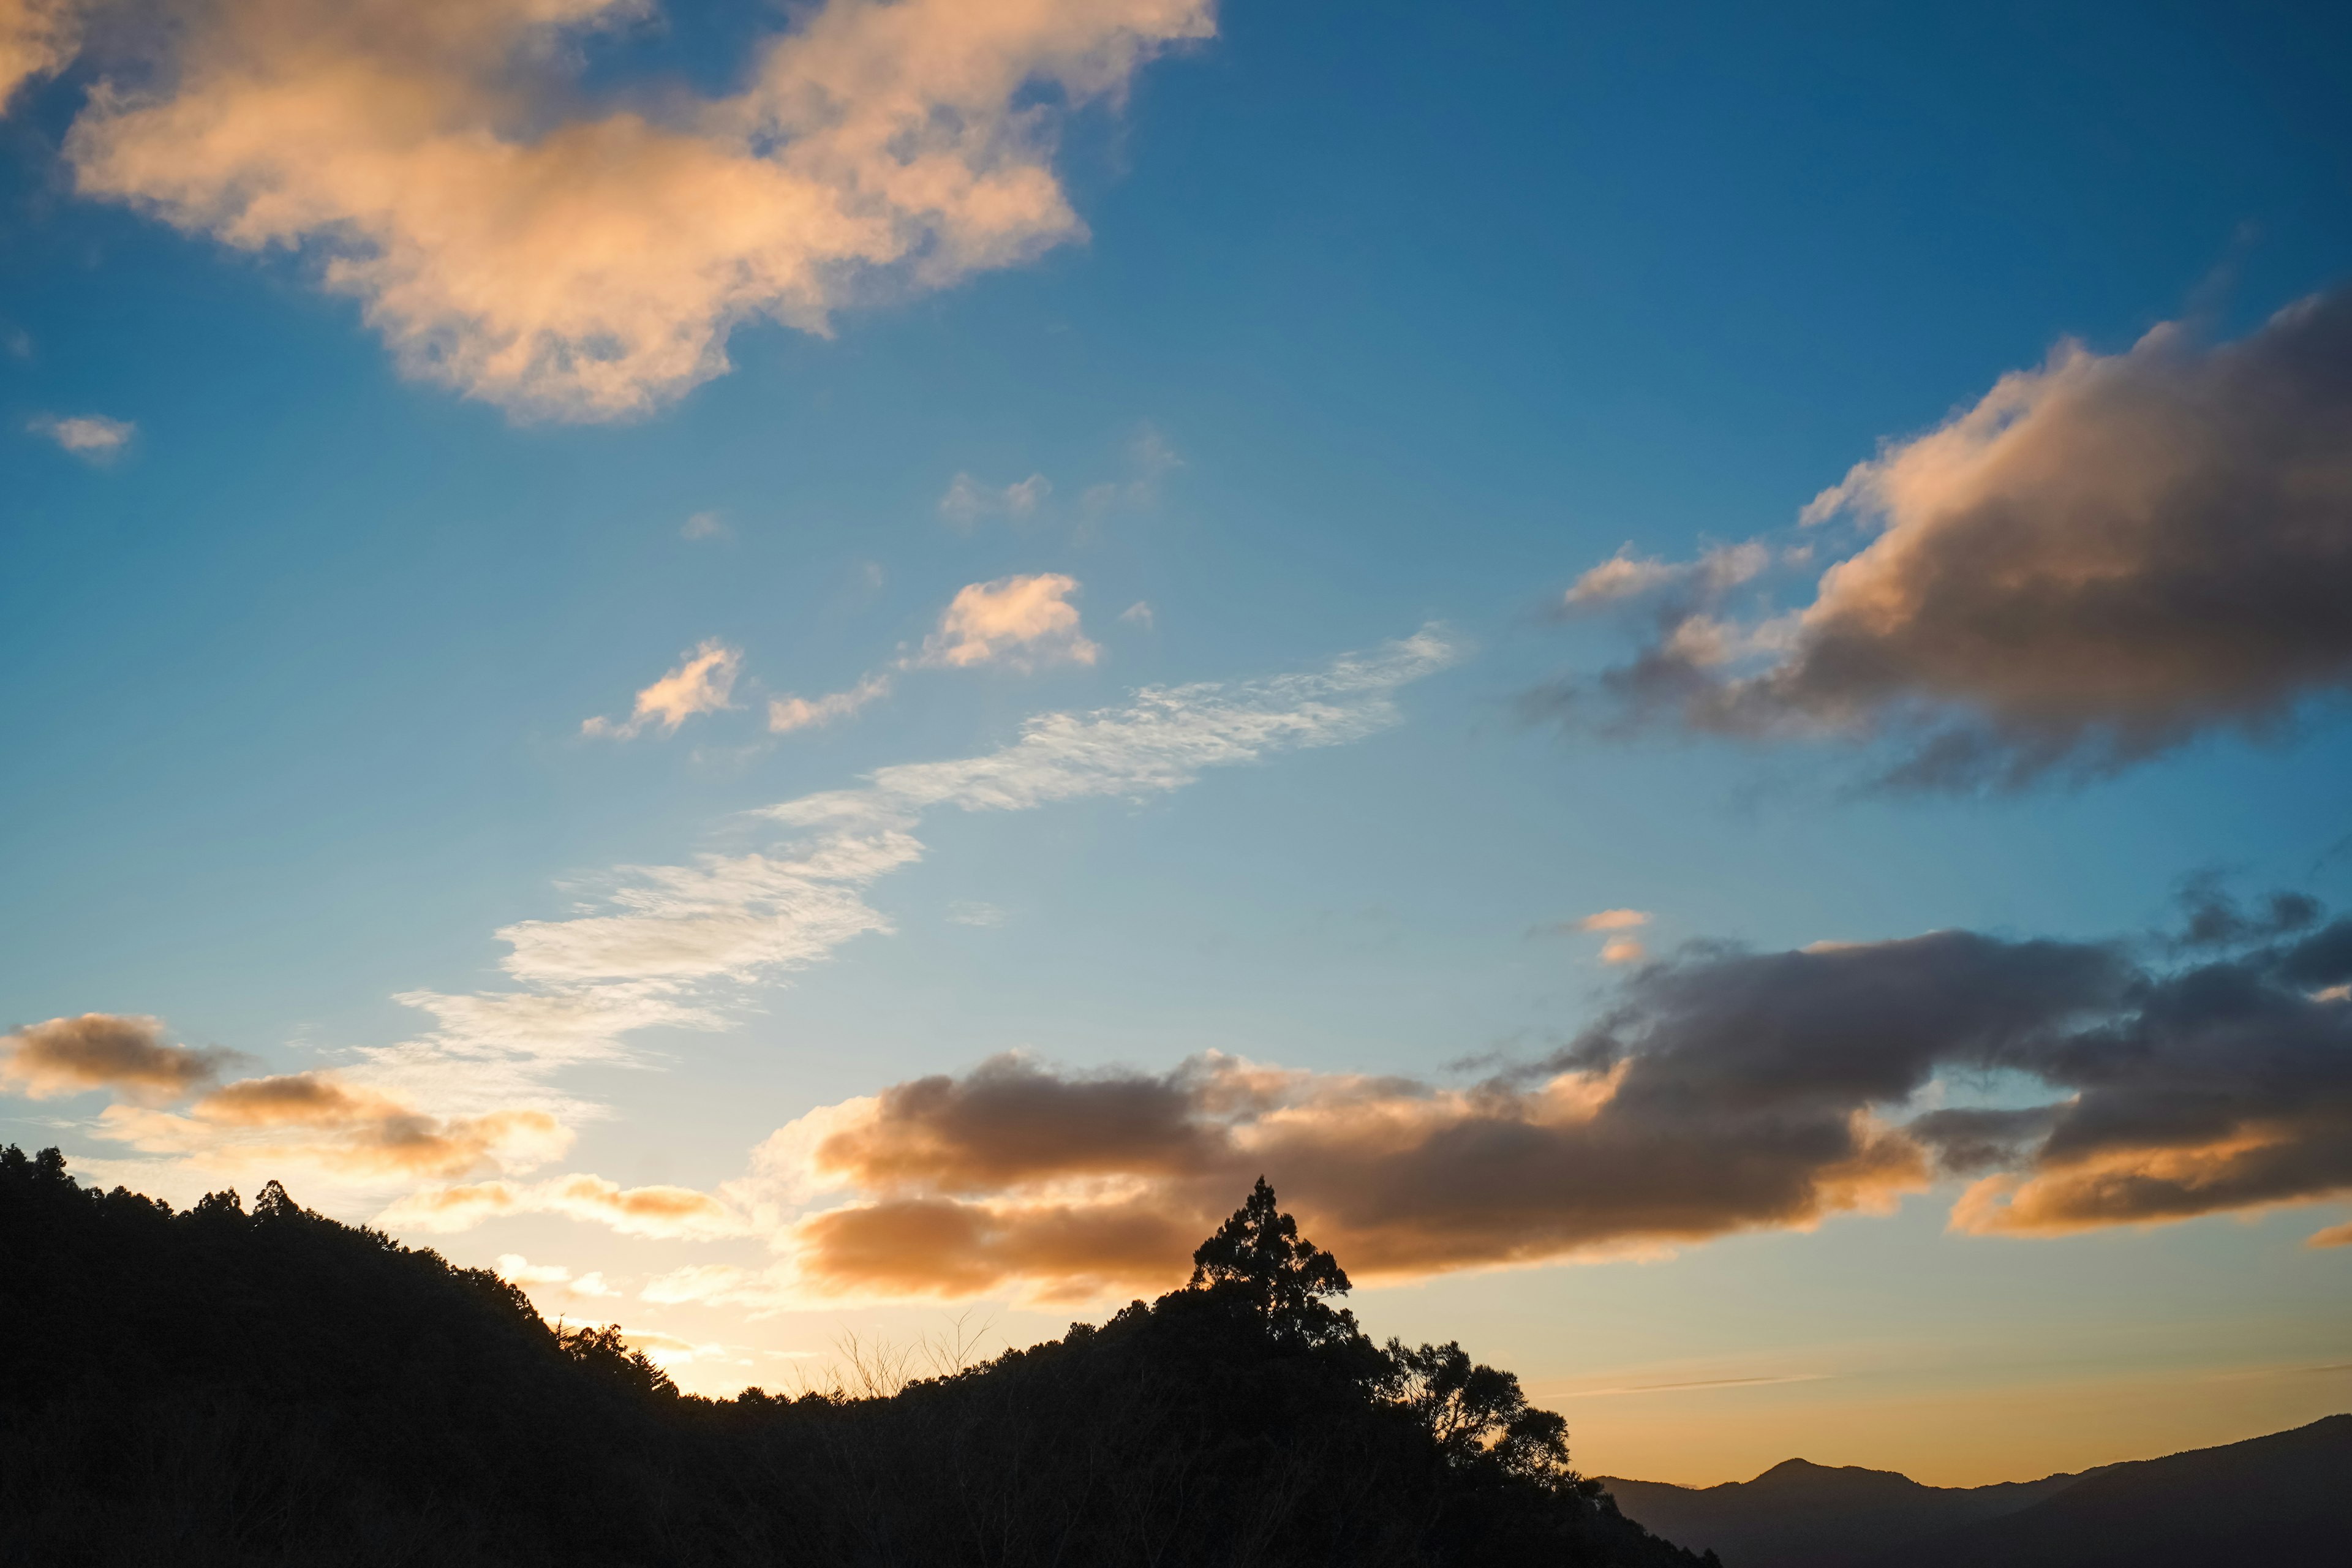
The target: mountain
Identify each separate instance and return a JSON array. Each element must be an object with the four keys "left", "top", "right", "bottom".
[
  {"left": 1872, "top": 1414, "right": 2352, "bottom": 1568},
  {"left": 1598, "top": 1458, "right": 2079, "bottom": 1568},
  {"left": 0, "top": 1148, "right": 1703, "bottom": 1568},
  {"left": 1600, "top": 1415, "right": 2352, "bottom": 1568}
]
